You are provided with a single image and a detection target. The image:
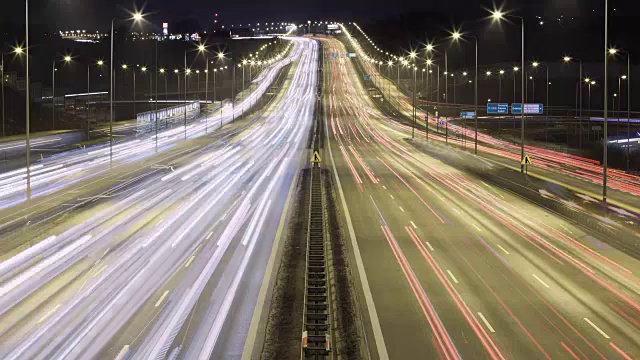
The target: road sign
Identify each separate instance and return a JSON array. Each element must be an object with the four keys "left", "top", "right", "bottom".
[
  {"left": 521, "top": 155, "right": 532, "bottom": 165},
  {"left": 346, "top": 53, "right": 357, "bottom": 58},
  {"left": 364, "top": 74, "right": 371, "bottom": 81},
  {"left": 511, "top": 103, "right": 543, "bottom": 114},
  {"left": 311, "top": 151, "right": 321, "bottom": 163},
  {"left": 487, "top": 103, "right": 509, "bottom": 114},
  {"left": 460, "top": 111, "right": 476, "bottom": 119}
]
